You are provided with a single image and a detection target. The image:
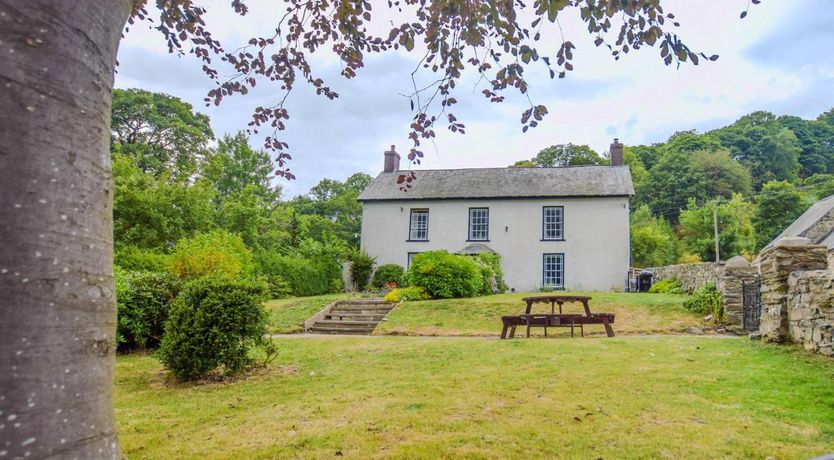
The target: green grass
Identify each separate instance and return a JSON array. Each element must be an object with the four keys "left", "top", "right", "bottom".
[
  {"left": 115, "top": 336, "right": 834, "bottom": 459},
  {"left": 265, "top": 291, "right": 704, "bottom": 337},
  {"left": 376, "top": 291, "right": 704, "bottom": 336}
]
